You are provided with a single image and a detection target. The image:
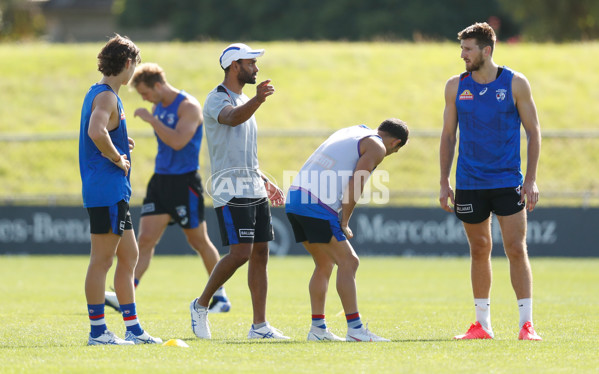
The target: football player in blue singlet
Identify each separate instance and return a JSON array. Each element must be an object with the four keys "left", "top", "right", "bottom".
[
  {"left": 79, "top": 34, "right": 161, "bottom": 345},
  {"left": 109, "top": 62, "right": 230, "bottom": 314},
  {"left": 439, "top": 22, "right": 542, "bottom": 341}
]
